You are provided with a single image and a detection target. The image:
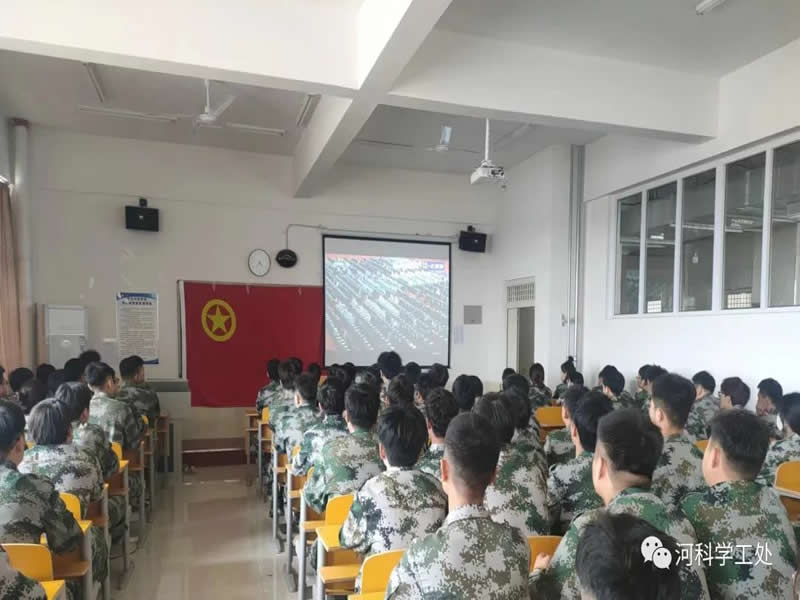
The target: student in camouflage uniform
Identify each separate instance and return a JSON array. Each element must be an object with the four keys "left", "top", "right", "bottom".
[
  {"left": 545, "top": 386, "right": 586, "bottom": 468},
  {"left": 339, "top": 405, "right": 446, "bottom": 590},
  {"left": 633, "top": 364, "right": 652, "bottom": 412},
  {"left": 553, "top": 357, "right": 577, "bottom": 402},
  {"left": 450, "top": 374, "right": 482, "bottom": 413},
  {"left": 303, "top": 384, "right": 384, "bottom": 513},
  {"left": 416, "top": 388, "right": 458, "bottom": 478},
  {"left": 682, "top": 409, "right": 798, "bottom": 600},
  {"left": 758, "top": 392, "right": 800, "bottom": 485},
  {"left": 600, "top": 368, "right": 628, "bottom": 410},
  {"left": 255, "top": 358, "right": 281, "bottom": 413},
  {"left": 267, "top": 360, "right": 301, "bottom": 437},
  {"left": 649, "top": 373, "right": 707, "bottom": 515},
  {"left": 273, "top": 373, "right": 320, "bottom": 454},
  {"left": 530, "top": 409, "right": 710, "bottom": 600},
  {"left": 547, "top": 390, "right": 612, "bottom": 534},
  {"left": 757, "top": 378, "right": 785, "bottom": 441},
  {"left": 686, "top": 371, "right": 720, "bottom": 442},
  {"left": 475, "top": 393, "right": 551, "bottom": 536},
  {"left": 504, "top": 386, "right": 547, "bottom": 475},
  {"left": 639, "top": 365, "right": 667, "bottom": 412},
  {"left": 719, "top": 376, "right": 750, "bottom": 410},
  {"left": 291, "top": 378, "right": 348, "bottom": 475},
  {"left": 528, "top": 362, "right": 552, "bottom": 410},
  {"left": 382, "top": 374, "right": 415, "bottom": 409},
  {"left": 20, "top": 400, "right": 109, "bottom": 589},
  {"left": 117, "top": 355, "right": 161, "bottom": 426},
  {"left": 386, "top": 413, "right": 530, "bottom": 599}
]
